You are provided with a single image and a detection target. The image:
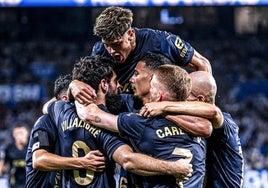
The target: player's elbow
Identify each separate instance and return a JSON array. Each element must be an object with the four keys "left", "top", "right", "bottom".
[
  {"left": 203, "top": 58, "right": 212, "bottom": 74},
  {"left": 203, "top": 123, "right": 213, "bottom": 138},
  {"left": 192, "top": 50, "right": 212, "bottom": 73},
  {"left": 118, "top": 152, "right": 137, "bottom": 172},
  {"left": 211, "top": 106, "right": 224, "bottom": 129},
  {"left": 32, "top": 157, "right": 43, "bottom": 170},
  {"left": 196, "top": 54, "right": 211, "bottom": 74},
  {"left": 77, "top": 110, "right": 94, "bottom": 123},
  {"left": 215, "top": 108, "right": 224, "bottom": 128},
  {"left": 196, "top": 121, "right": 213, "bottom": 138},
  {"left": 32, "top": 162, "right": 39, "bottom": 170},
  {"left": 32, "top": 152, "right": 48, "bottom": 171},
  {"left": 77, "top": 112, "right": 87, "bottom": 122}
]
